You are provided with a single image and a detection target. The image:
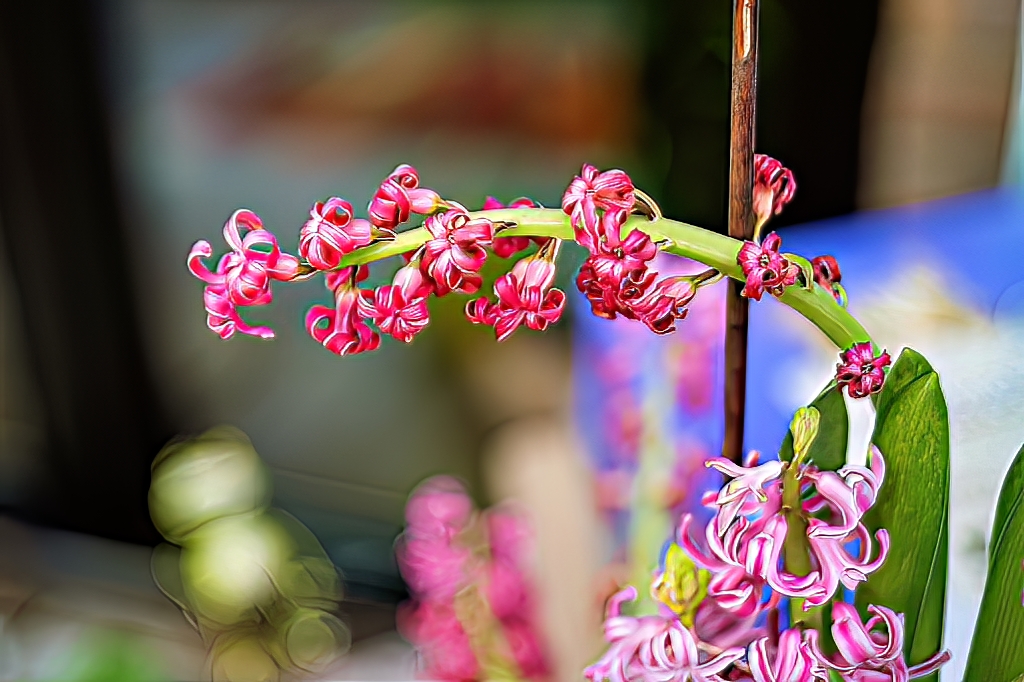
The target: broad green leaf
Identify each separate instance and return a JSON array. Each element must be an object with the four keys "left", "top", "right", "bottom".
[
  {"left": 856, "top": 349, "right": 948, "bottom": 679},
  {"left": 990, "top": 443, "right": 1024, "bottom": 565},
  {"left": 779, "top": 383, "right": 849, "bottom": 470},
  {"left": 963, "top": 443, "right": 1024, "bottom": 682}
]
